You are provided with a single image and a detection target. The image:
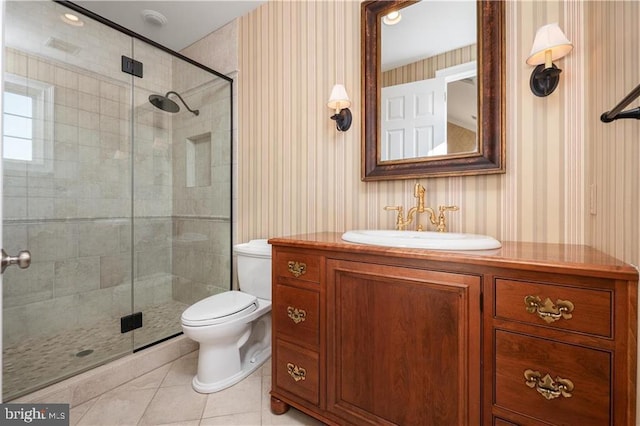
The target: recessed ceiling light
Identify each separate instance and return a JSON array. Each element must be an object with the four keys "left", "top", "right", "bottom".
[
  {"left": 383, "top": 11, "right": 402, "bottom": 26},
  {"left": 61, "top": 12, "right": 84, "bottom": 27},
  {"left": 141, "top": 9, "right": 168, "bottom": 27}
]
